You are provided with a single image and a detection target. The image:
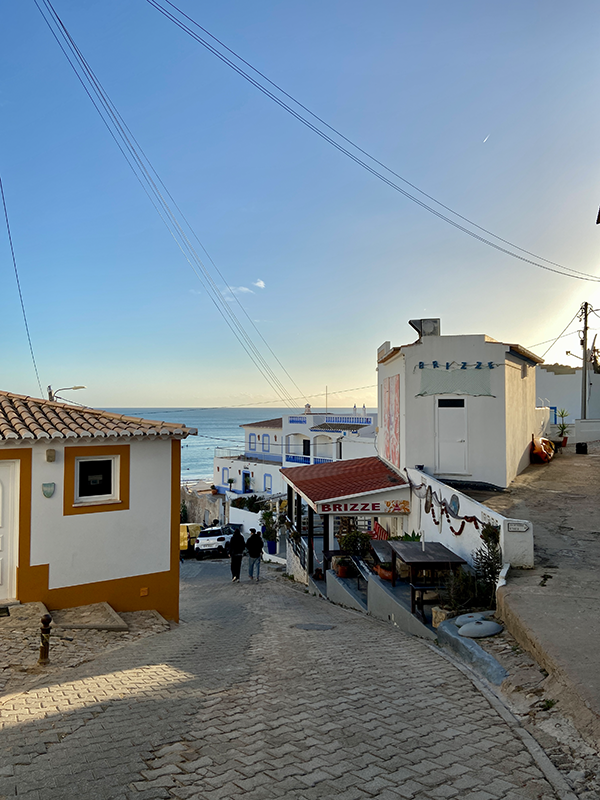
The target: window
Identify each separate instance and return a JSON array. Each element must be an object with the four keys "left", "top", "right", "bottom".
[
  {"left": 303, "top": 439, "right": 311, "bottom": 456},
  {"left": 262, "top": 434, "right": 270, "bottom": 453},
  {"left": 64, "top": 445, "right": 130, "bottom": 516},
  {"left": 249, "top": 433, "right": 257, "bottom": 451},
  {"left": 222, "top": 467, "right": 230, "bottom": 486},
  {"left": 438, "top": 398, "right": 465, "bottom": 408},
  {"left": 264, "top": 474, "right": 272, "bottom": 493},
  {"left": 76, "top": 457, "right": 118, "bottom": 502}
]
